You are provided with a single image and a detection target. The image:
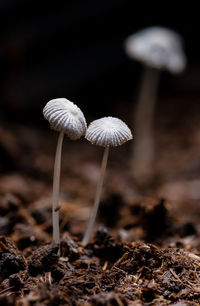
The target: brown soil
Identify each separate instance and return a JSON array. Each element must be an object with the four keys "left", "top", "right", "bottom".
[{"left": 1, "top": 99, "right": 200, "bottom": 305}]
